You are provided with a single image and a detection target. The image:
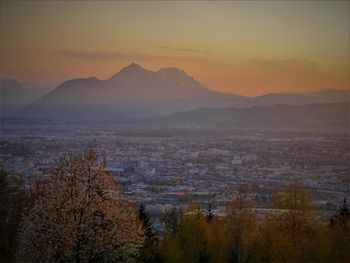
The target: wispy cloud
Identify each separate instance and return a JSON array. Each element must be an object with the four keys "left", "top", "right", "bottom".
[
  {"left": 57, "top": 50, "right": 223, "bottom": 65},
  {"left": 58, "top": 50, "right": 133, "bottom": 61},
  {"left": 248, "top": 58, "right": 320, "bottom": 71},
  {"left": 157, "top": 46, "right": 211, "bottom": 55}
]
